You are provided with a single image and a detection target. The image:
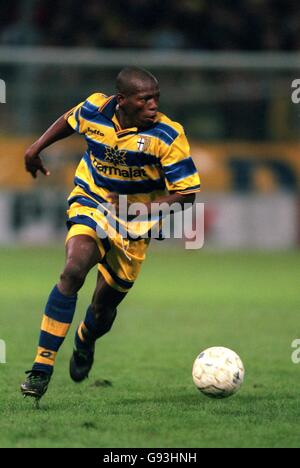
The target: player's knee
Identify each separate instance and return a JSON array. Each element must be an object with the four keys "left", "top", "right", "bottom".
[{"left": 60, "top": 263, "right": 87, "bottom": 291}]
